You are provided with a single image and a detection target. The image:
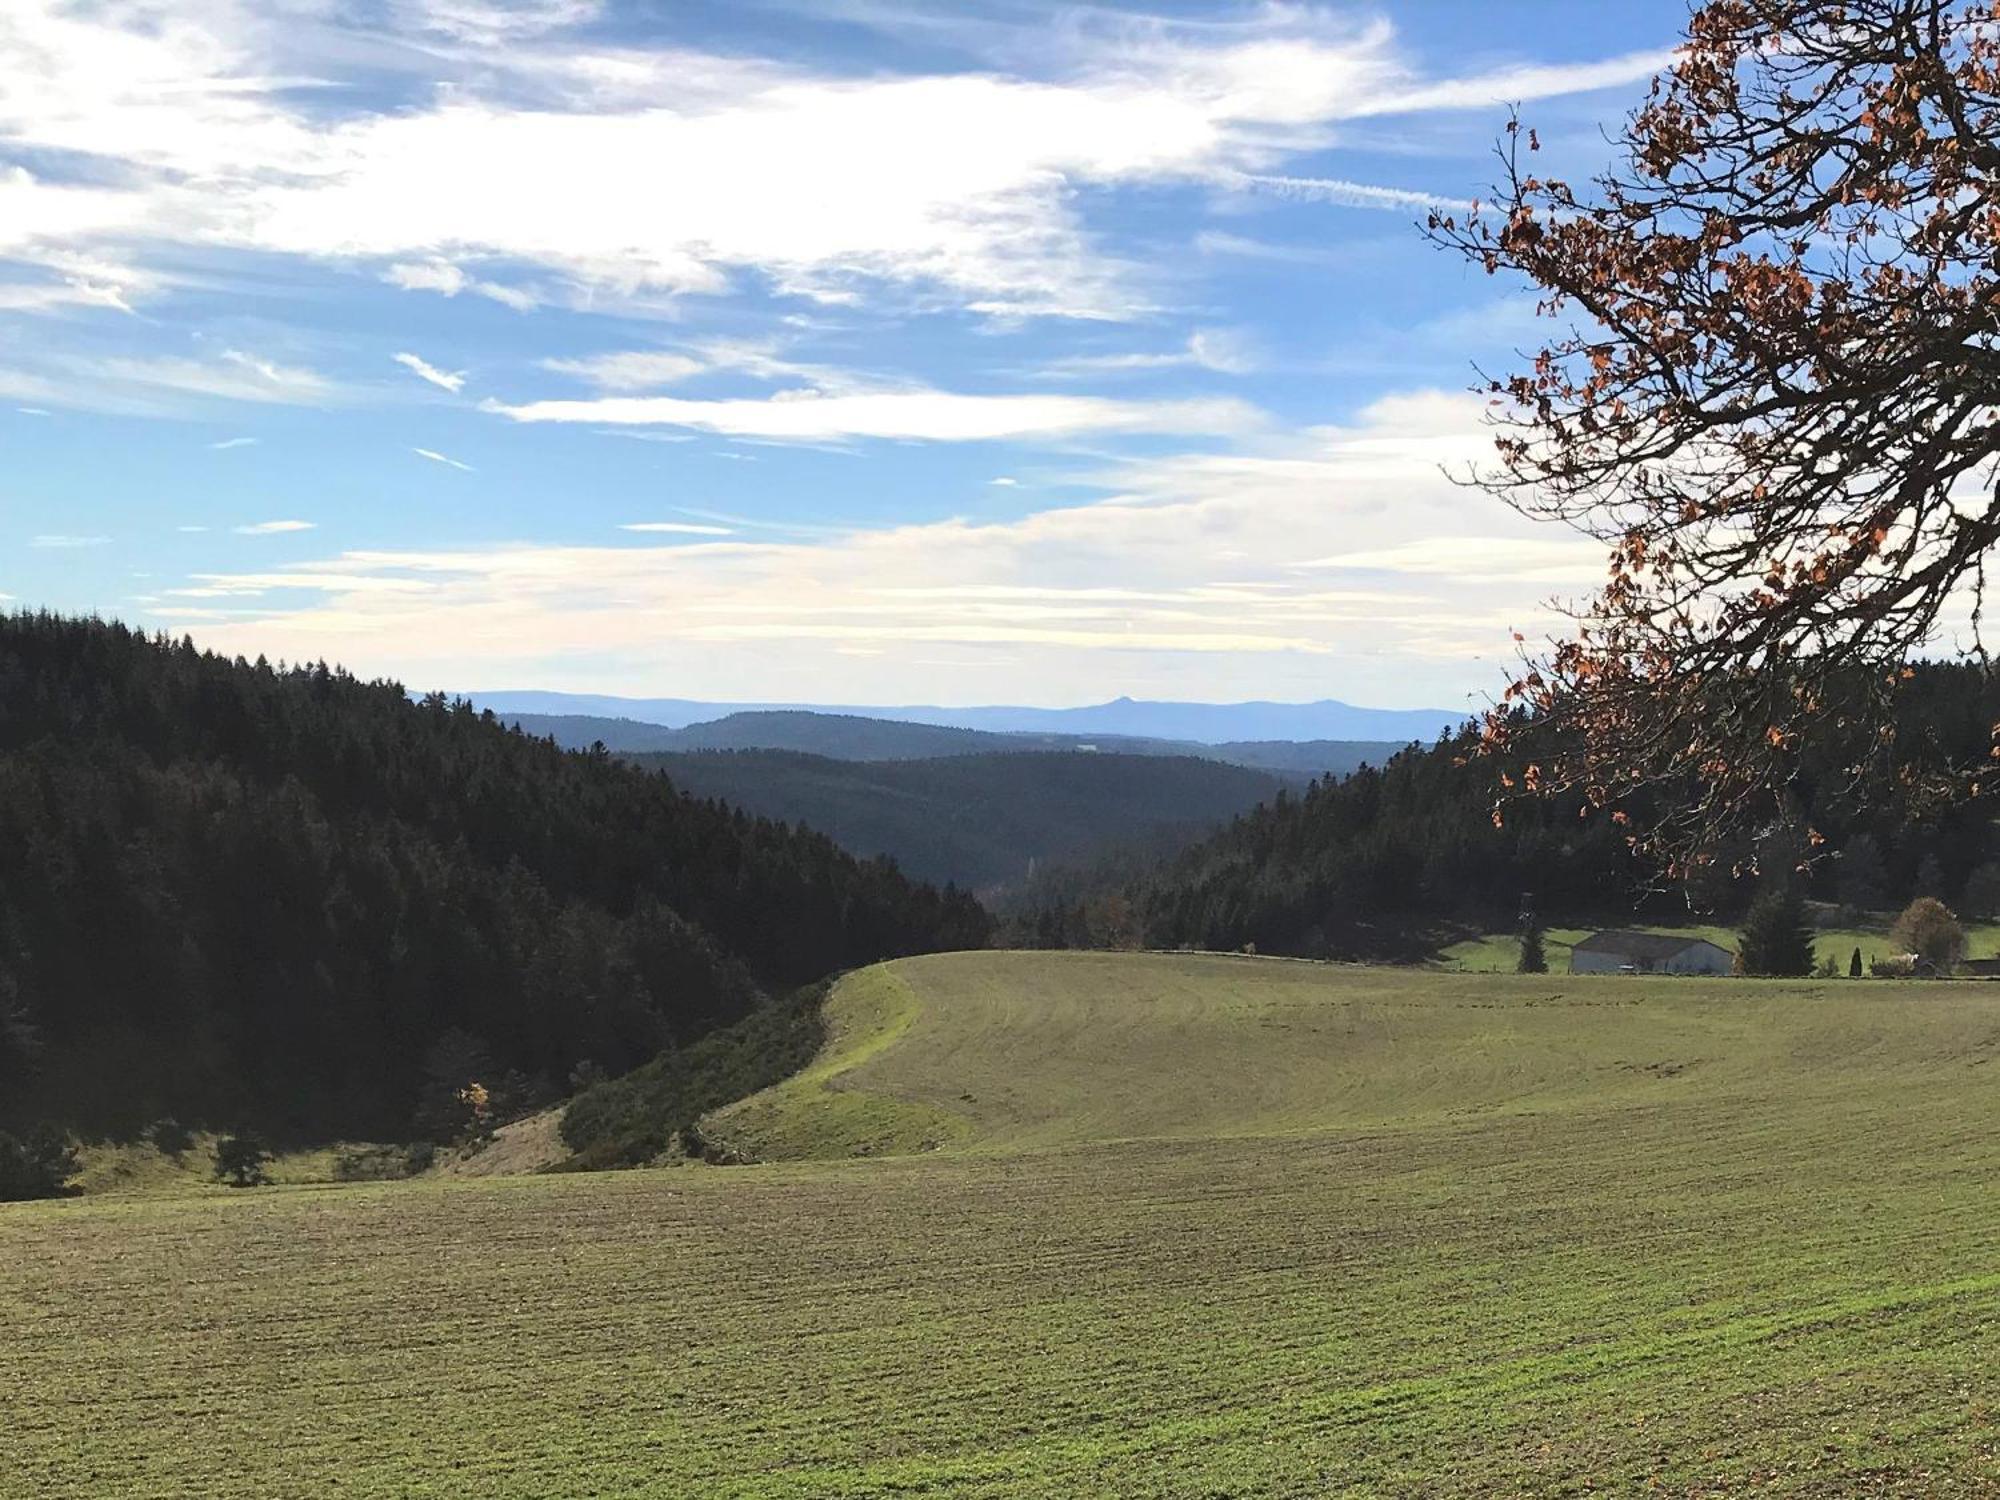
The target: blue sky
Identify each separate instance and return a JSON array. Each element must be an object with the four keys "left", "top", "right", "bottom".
[{"left": 0, "top": 0, "right": 1687, "bottom": 709}]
